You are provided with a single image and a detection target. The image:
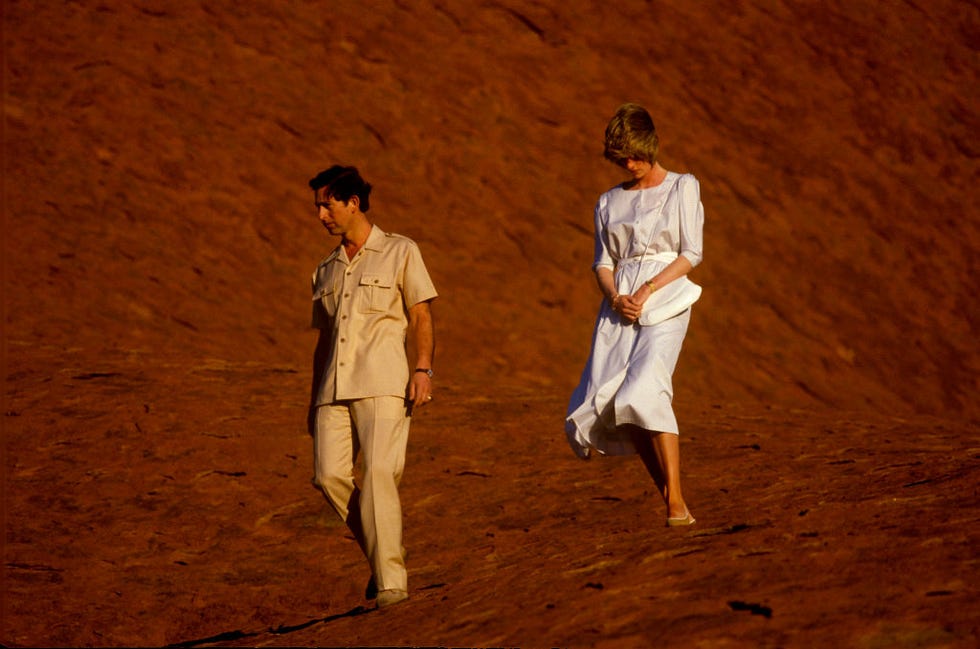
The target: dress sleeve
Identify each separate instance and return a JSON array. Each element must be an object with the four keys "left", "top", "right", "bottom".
[
  {"left": 591, "top": 195, "right": 614, "bottom": 271},
  {"left": 678, "top": 174, "right": 704, "bottom": 268}
]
